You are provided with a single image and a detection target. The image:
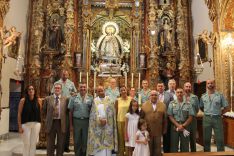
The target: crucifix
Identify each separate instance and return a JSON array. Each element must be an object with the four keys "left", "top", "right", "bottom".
[{"left": 208, "top": 58, "right": 212, "bottom": 67}]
